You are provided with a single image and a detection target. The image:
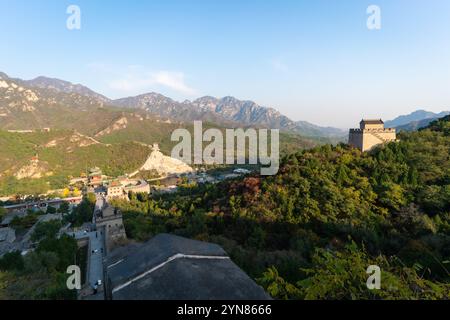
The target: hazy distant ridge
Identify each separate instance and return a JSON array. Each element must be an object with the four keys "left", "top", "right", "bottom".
[{"left": 385, "top": 109, "right": 450, "bottom": 131}]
